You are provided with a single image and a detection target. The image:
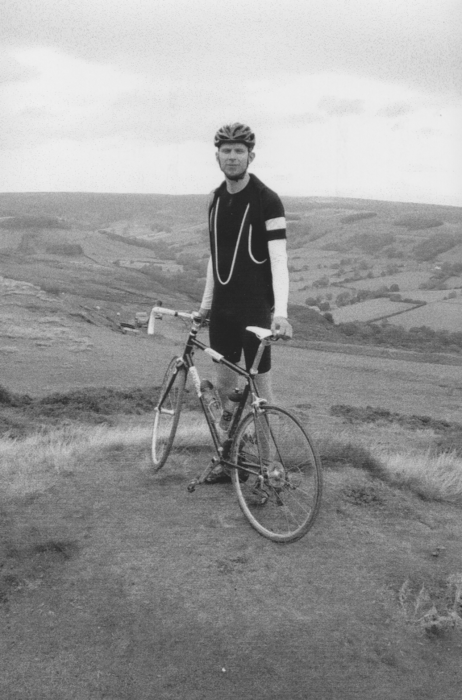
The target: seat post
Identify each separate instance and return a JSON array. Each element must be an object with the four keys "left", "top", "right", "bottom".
[{"left": 249, "top": 338, "right": 271, "bottom": 376}]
